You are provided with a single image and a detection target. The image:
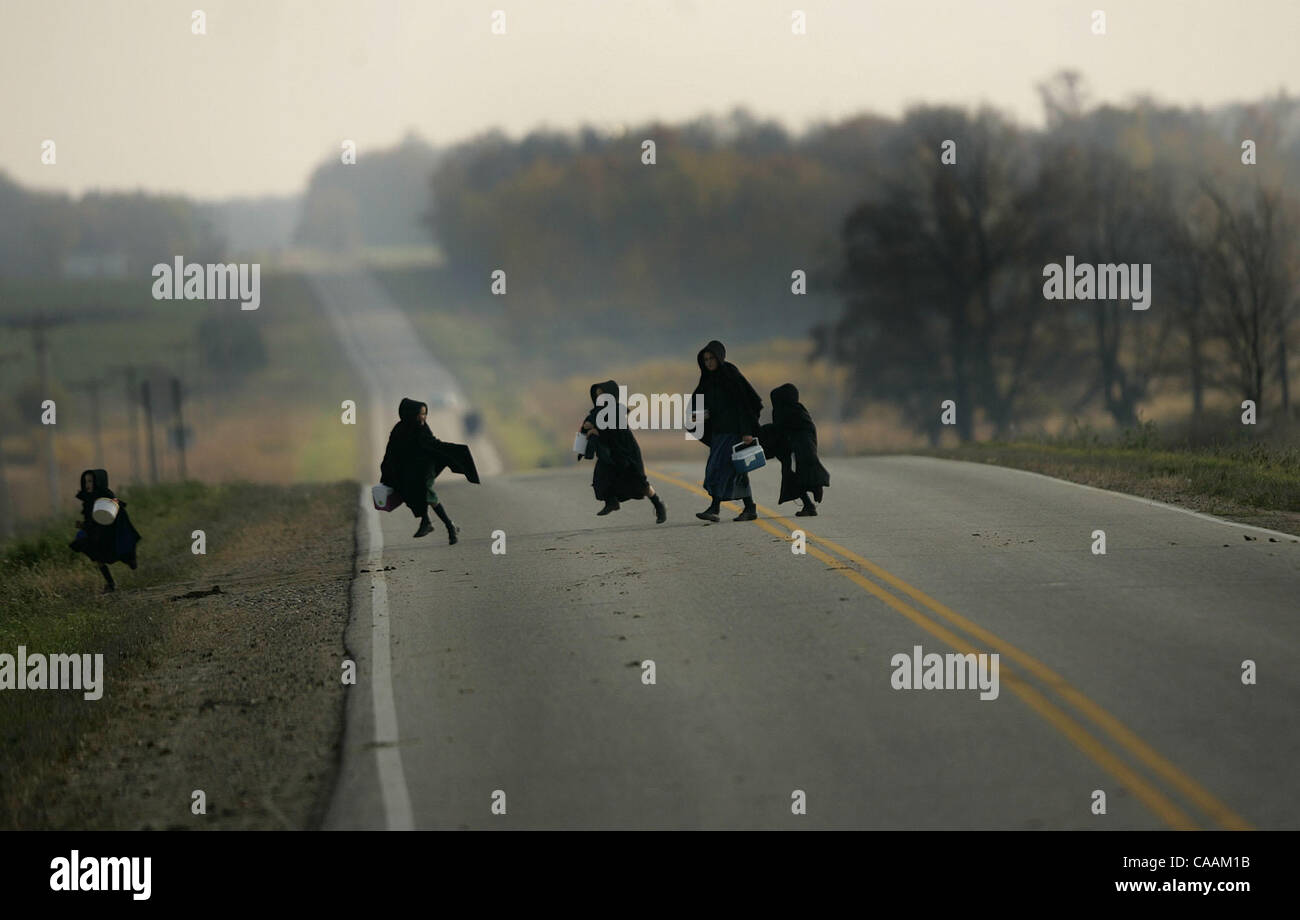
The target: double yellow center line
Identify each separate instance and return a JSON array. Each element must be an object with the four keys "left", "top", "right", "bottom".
[{"left": 648, "top": 466, "right": 1252, "bottom": 831}]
